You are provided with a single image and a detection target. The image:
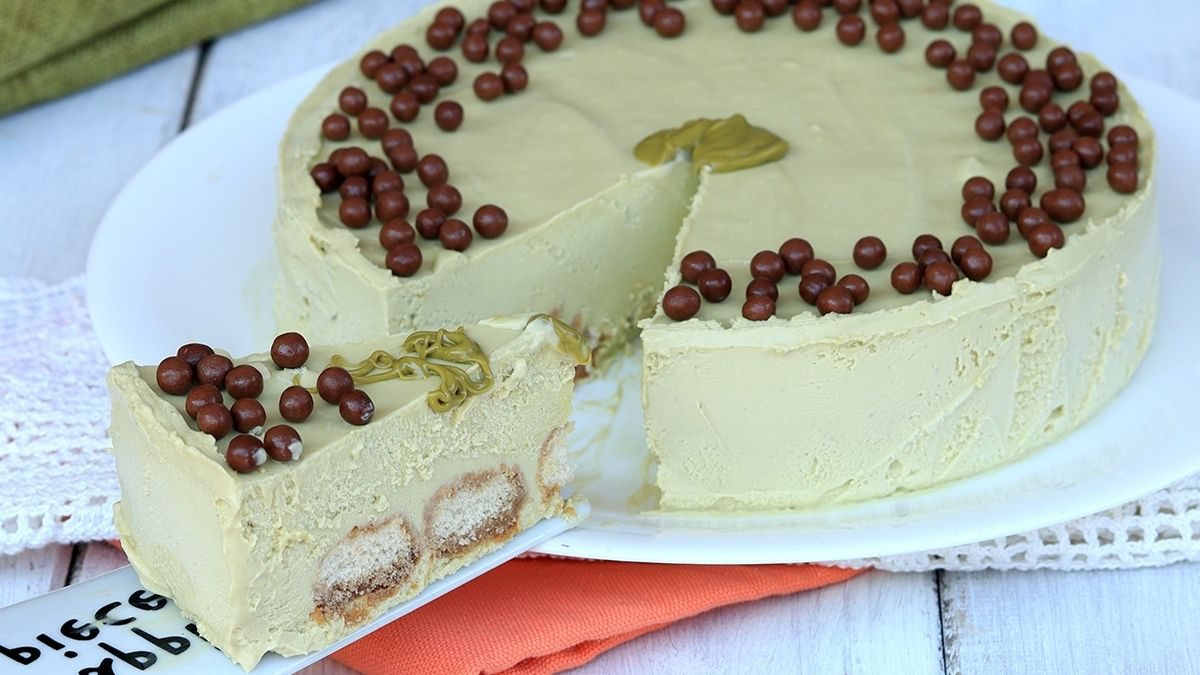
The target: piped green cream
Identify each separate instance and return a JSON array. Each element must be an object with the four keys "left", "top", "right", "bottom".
[{"left": 634, "top": 114, "right": 788, "bottom": 173}]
